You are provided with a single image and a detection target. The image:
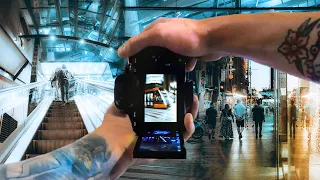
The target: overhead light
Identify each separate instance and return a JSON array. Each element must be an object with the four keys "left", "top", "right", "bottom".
[
  {"left": 44, "top": 29, "right": 50, "bottom": 35},
  {"left": 80, "top": 39, "right": 85, "bottom": 44},
  {"left": 50, "top": 35, "right": 56, "bottom": 40}
]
